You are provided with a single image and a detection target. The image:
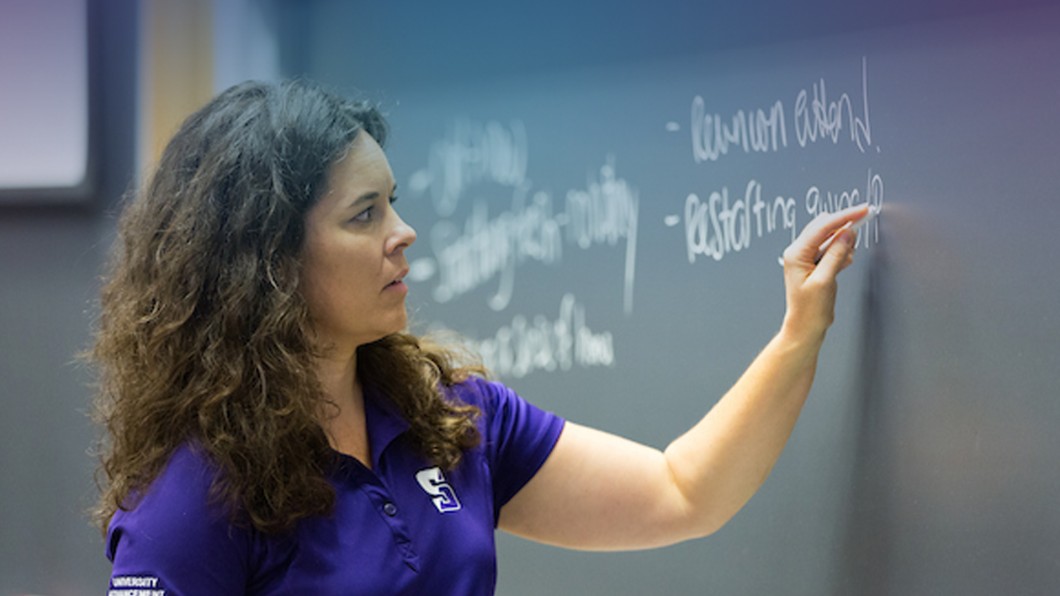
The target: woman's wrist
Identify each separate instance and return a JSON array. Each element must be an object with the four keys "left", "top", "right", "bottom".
[{"left": 776, "top": 314, "right": 828, "bottom": 355}]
